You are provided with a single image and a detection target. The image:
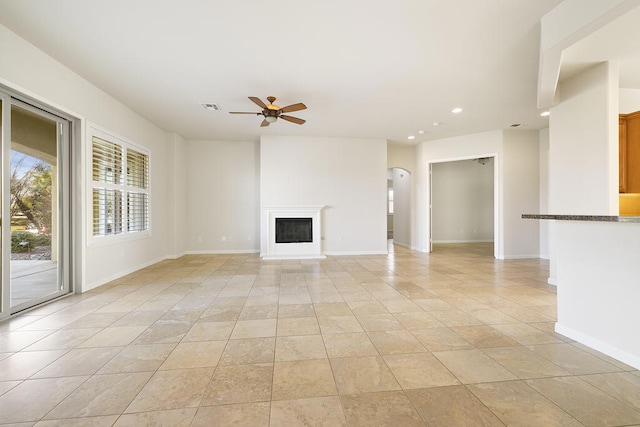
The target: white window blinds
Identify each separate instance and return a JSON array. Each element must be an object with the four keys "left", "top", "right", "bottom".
[
  {"left": 92, "top": 137, "right": 122, "bottom": 184},
  {"left": 91, "top": 132, "right": 150, "bottom": 238}
]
